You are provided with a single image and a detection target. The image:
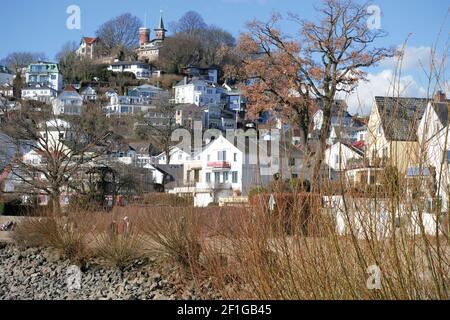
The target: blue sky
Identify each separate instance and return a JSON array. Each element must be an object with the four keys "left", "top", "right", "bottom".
[{"left": 1, "top": 0, "right": 449, "bottom": 114}]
